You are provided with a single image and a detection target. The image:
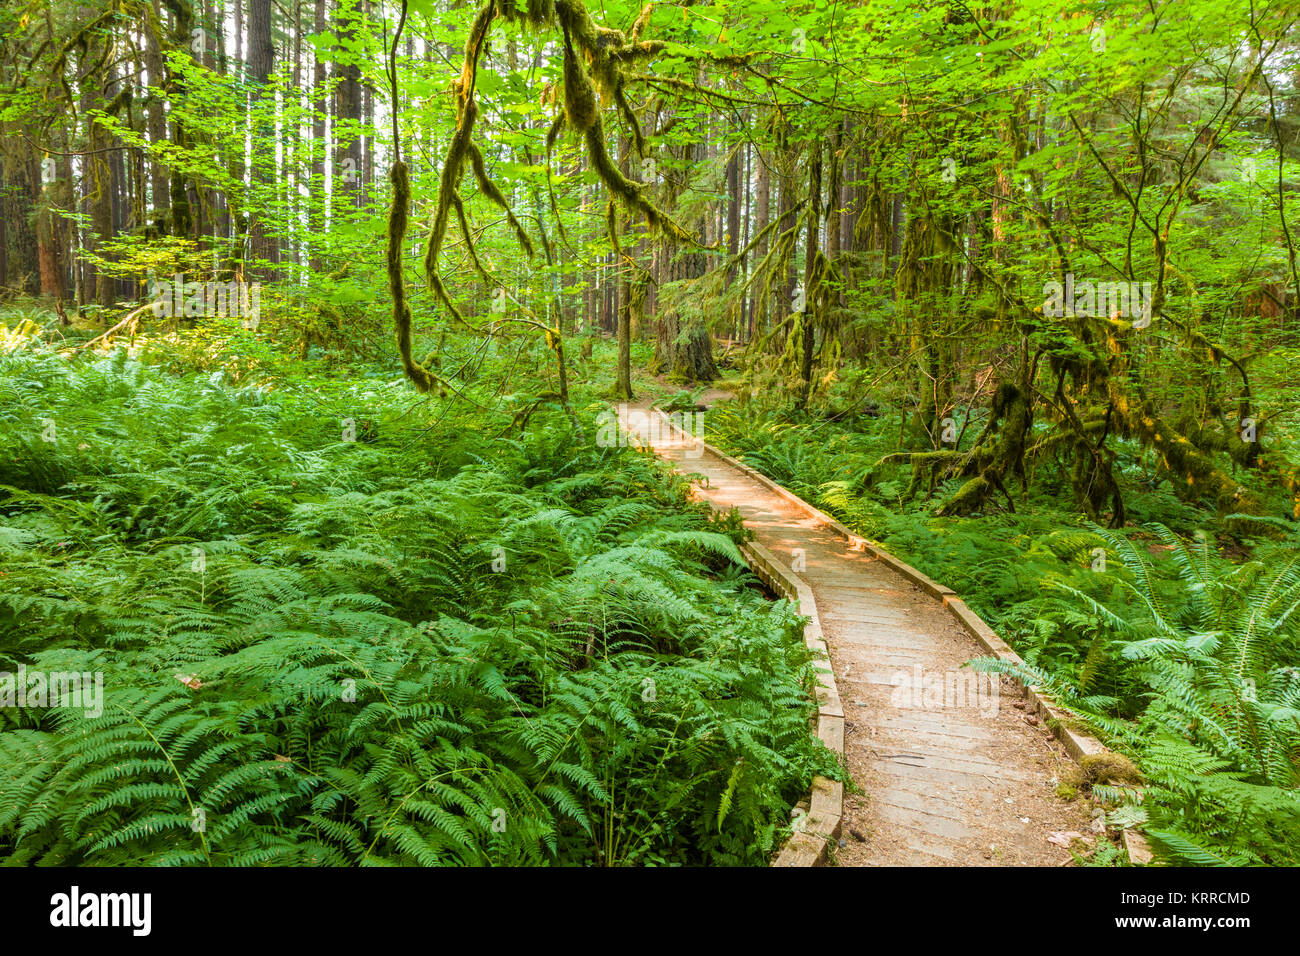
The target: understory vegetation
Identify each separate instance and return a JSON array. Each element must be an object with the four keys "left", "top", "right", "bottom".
[
  {"left": 706, "top": 397, "right": 1300, "bottom": 866},
  {"left": 0, "top": 327, "right": 835, "bottom": 866},
  {"left": 2, "top": 0, "right": 1299, "bottom": 870}
]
